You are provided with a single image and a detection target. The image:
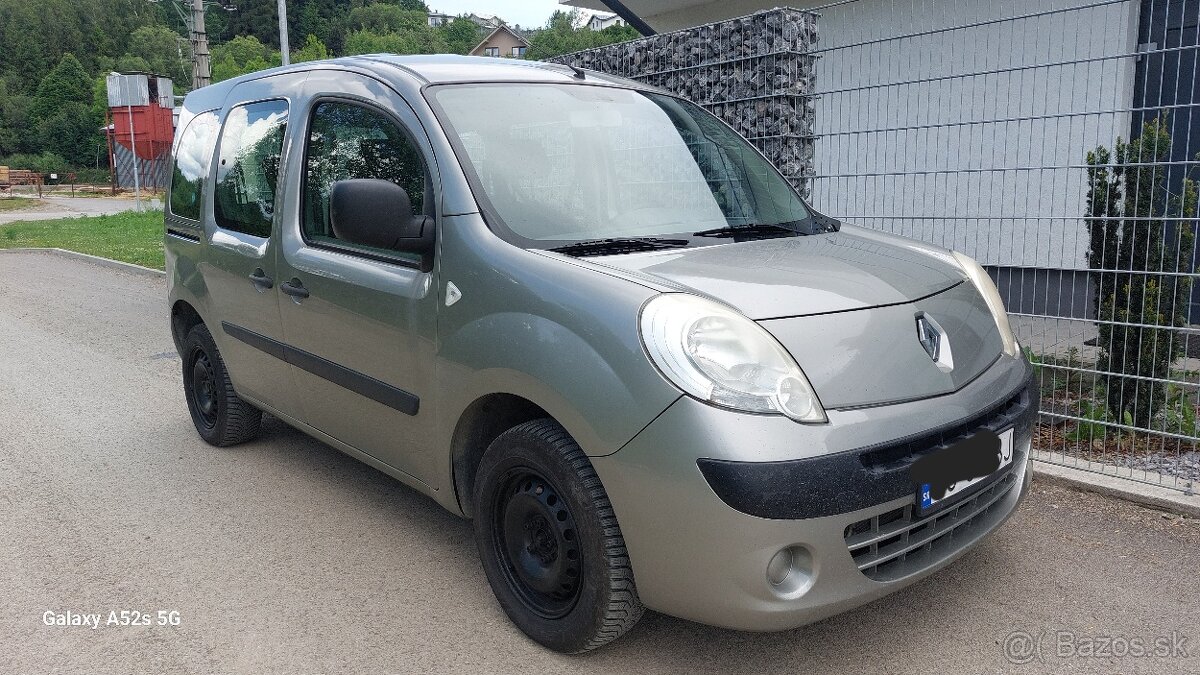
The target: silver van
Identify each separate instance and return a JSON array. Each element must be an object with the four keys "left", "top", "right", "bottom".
[{"left": 166, "top": 55, "right": 1038, "bottom": 652}]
